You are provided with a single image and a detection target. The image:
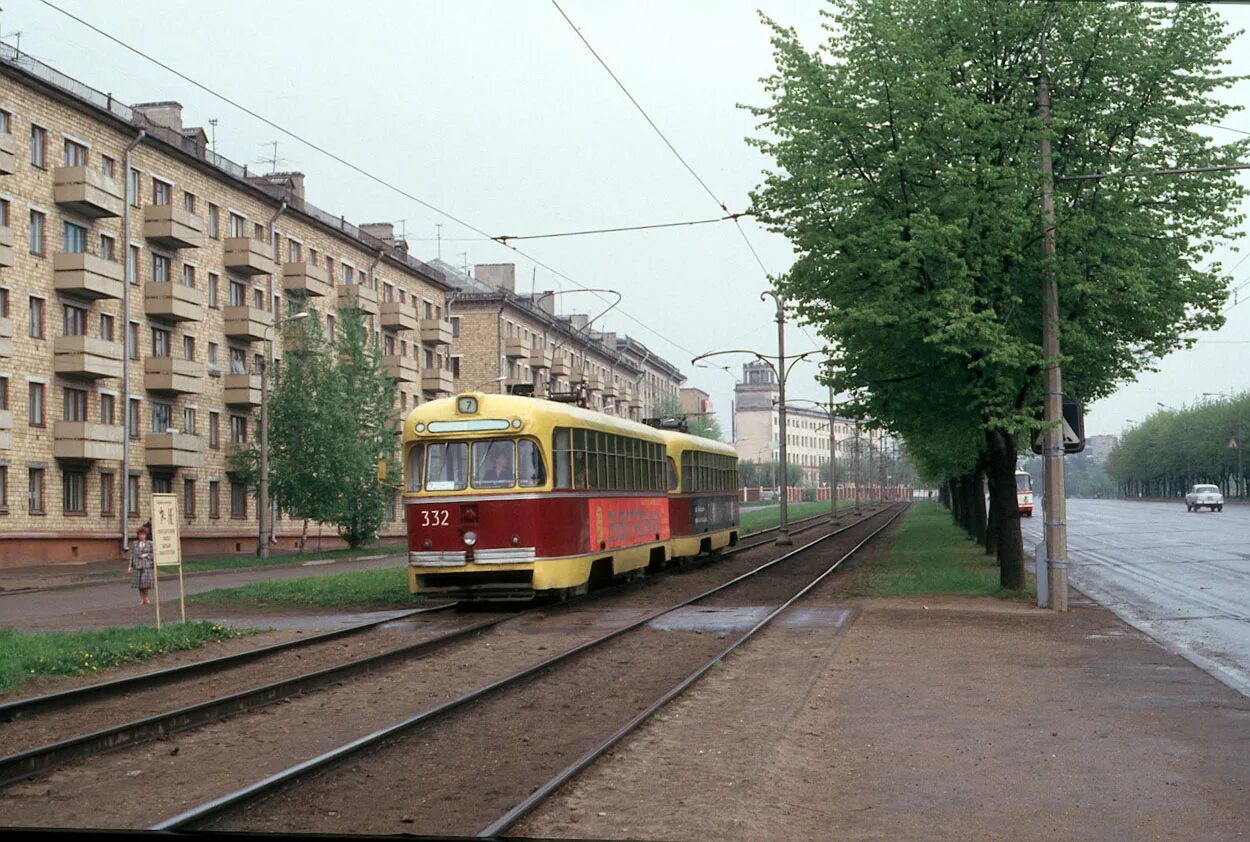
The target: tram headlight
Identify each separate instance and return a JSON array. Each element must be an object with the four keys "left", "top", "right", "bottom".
[{"left": 463, "top": 530, "right": 478, "bottom": 547}]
